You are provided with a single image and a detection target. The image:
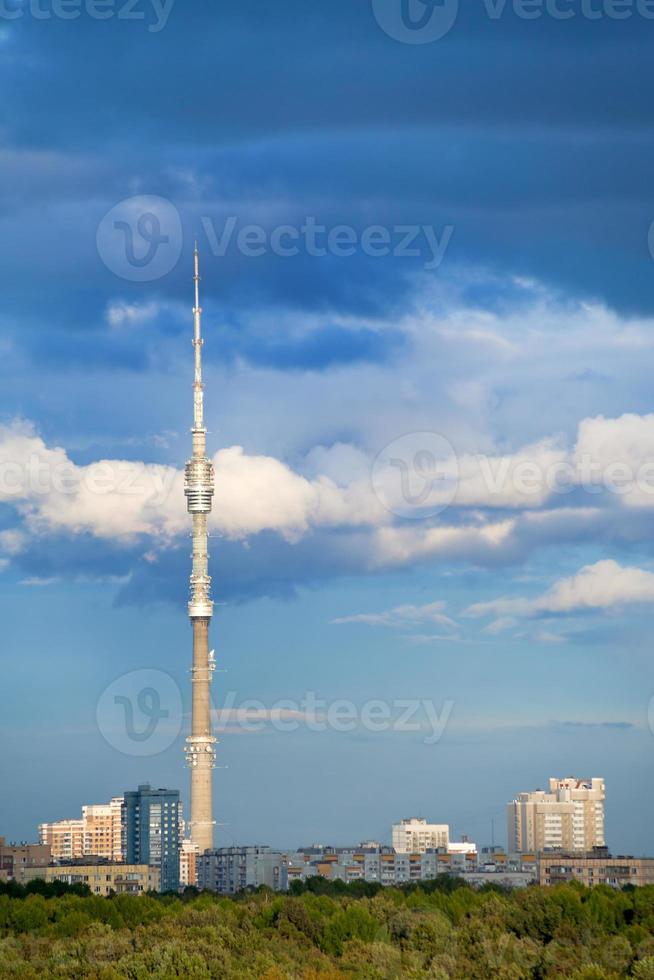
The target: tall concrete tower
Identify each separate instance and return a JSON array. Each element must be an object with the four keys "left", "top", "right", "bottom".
[{"left": 183, "top": 246, "right": 216, "bottom": 854}]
